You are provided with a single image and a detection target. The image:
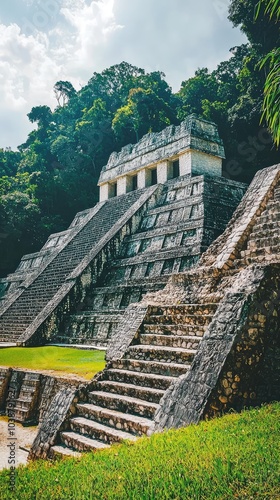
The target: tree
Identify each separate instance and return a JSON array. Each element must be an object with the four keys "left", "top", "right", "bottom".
[
  {"left": 27, "top": 106, "right": 52, "bottom": 128},
  {"left": 113, "top": 87, "right": 176, "bottom": 145},
  {"left": 257, "top": 0, "right": 280, "bottom": 145},
  {"left": 0, "top": 149, "right": 21, "bottom": 177},
  {"left": 177, "top": 68, "right": 219, "bottom": 120},
  {"left": 228, "top": 0, "right": 280, "bottom": 52},
  {"left": 54, "top": 81, "right": 77, "bottom": 107}
]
